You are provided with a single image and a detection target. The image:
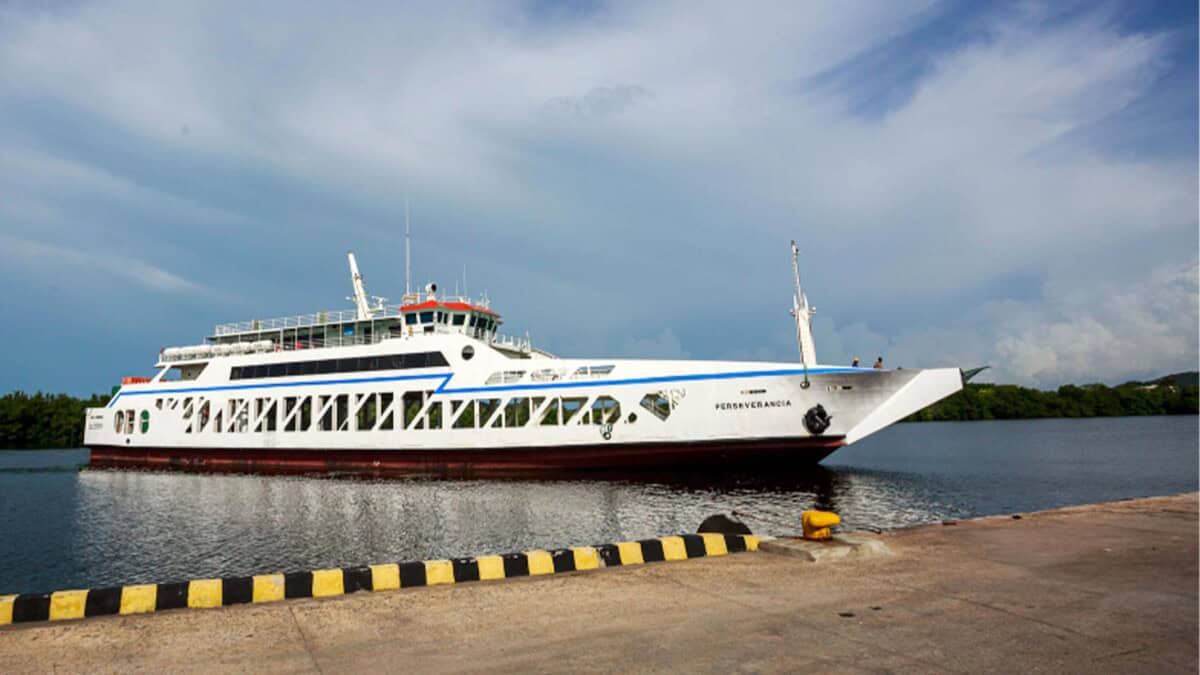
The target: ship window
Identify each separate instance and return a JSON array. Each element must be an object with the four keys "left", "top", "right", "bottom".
[
  {"left": 573, "top": 365, "right": 615, "bottom": 379},
  {"left": 378, "top": 393, "right": 394, "bottom": 430},
  {"left": 402, "top": 391, "right": 424, "bottom": 429},
  {"left": 453, "top": 400, "right": 476, "bottom": 428},
  {"left": 486, "top": 371, "right": 526, "bottom": 385},
  {"left": 197, "top": 402, "right": 211, "bottom": 432},
  {"left": 468, "top": 315, "right": 478, "bottom": 327},
  {"left": 355, "top": 393, "right": 376, "bottom": 431},
  {"left": 255, "top": 398, "right": 277, "bottom": 432},
  {"left": 283, "top": 397, "right": 299, "bottom": 431},
  {"left": 234, "top": 352, "right": 448, "bottom": 380},
  {"left": 452, "top": 313, "right": 466, "bottom": 326},
  {"left": 420, "top": 311, "right": 434, "bottom": 324},
  {"left": 300, "top": 397, "right": 313, "bottom": 431},
  {"left": 503, "top": 398, "right": 531, "bottom": 427},
  {"left": 404, "top": 313, "right": 416, "bottom": 325},
  {"left": 640, "top": 392, "right": 671, "bottom": 420},
  {"left": 591, "top": 397, "right": 620, "bottom": 424},
  {"left": 539, "top": 399, "right": 561, "bottom": 425},
  {"left": 230, "top": 367, "right": 243, "bottom": 380},
  {"left": 561, "top": 397, "right": 587, "bottom": 424},
  {"left": 477, "top": 399, "right": 501, "bottom": 427},
  {"left": 318, "top": 395, "right": 334, "bottom": 431}
]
